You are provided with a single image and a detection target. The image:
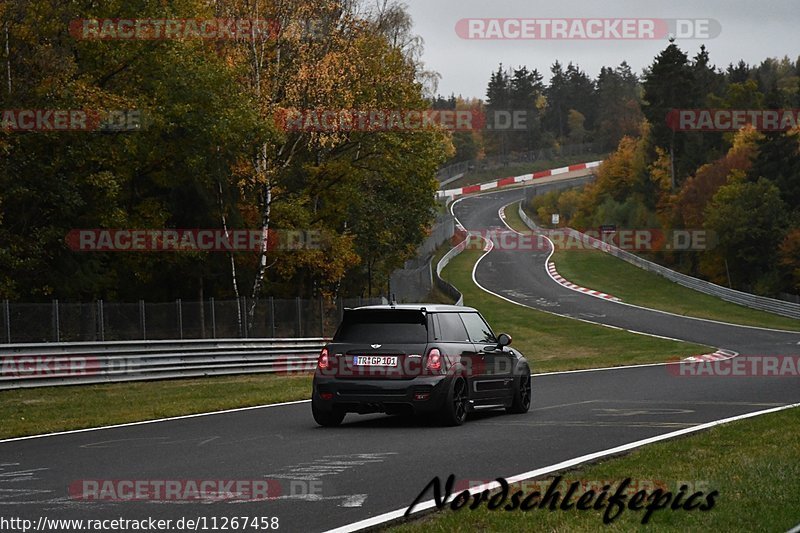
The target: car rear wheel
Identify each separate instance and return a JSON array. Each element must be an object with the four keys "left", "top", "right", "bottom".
[
  {"left": 312, "top": 397, "right": 345, "bottom": 427},
  {"left": 439, "top": 377, "right": 468, "bottom": 426},
  {"left": 506, "top": 371, "right": 531, "bottom": 414}
]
